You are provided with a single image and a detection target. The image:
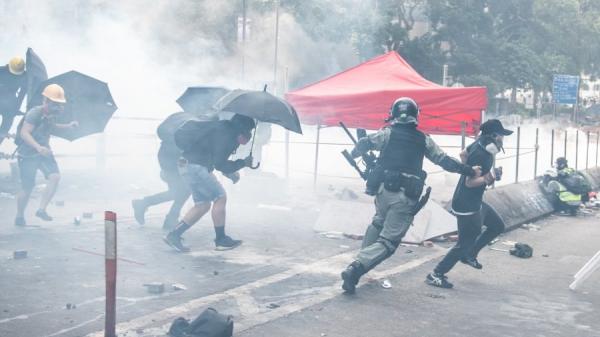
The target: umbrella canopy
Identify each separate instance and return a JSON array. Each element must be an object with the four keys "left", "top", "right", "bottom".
[
  {"left": 30, "top": 70, "right": 117, "bottom": 141},
  {"left": 176, "top": 86, "right": 230, "bottom": 116},
  {"left": 25, "top": 48, "right": 48, "bottom": 110},
  {"left": 213, "top": 89, "right": 302, "bottom": 134}
]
